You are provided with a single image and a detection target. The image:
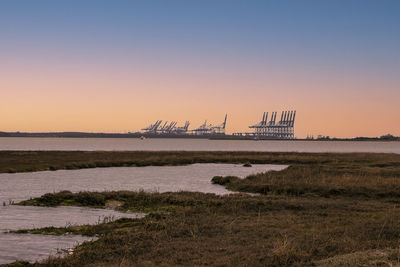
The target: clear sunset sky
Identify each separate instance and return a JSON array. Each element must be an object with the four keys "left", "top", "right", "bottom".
[{"left": 1, "top": 0, "right": 399, "bottom": 138}]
